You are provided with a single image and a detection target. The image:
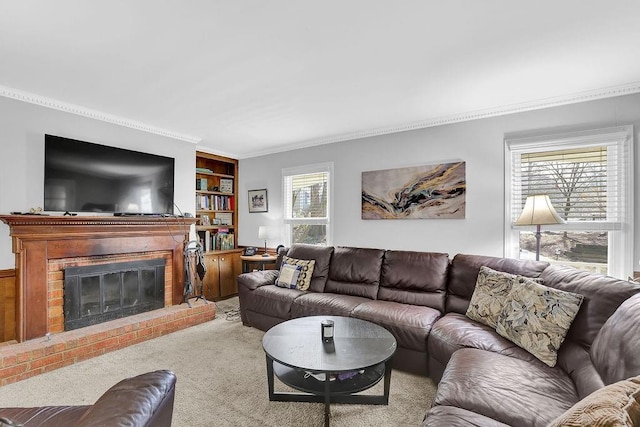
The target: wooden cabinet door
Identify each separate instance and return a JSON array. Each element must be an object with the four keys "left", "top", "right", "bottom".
[
  {"left": 218, "top": 254, "right": 236, "bottom": 297},
  {"left": 202, "top": 255, "right": 220, "bottom": 300}
]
